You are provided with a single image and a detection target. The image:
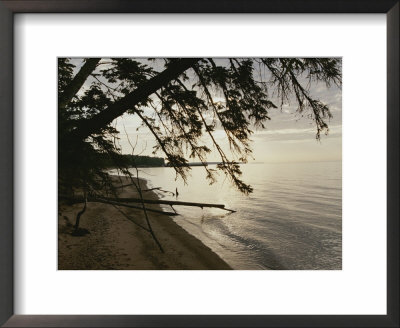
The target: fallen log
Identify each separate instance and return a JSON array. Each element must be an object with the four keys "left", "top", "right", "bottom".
[
  {"left": 101, "top": 196, "right": 236, "bottom": 213},
  {"left": 95, "top": 198, "right": 179, "bottom": 216},
  {"left": 59, "top": 195, "right": 178, "bottom": 216},
  {"left": 60, "top": 194, "right": 236, "bottom": 213}
]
